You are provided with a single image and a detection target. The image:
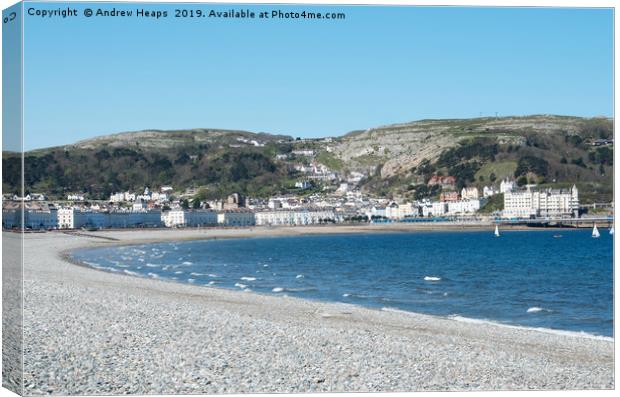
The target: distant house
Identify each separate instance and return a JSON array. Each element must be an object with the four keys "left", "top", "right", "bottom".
[
  {"left": 500, "top": 178, "right": 516, "bottom": 194},
  {"left": 420, "top": 201, "right": 448, "bottom": 217},
  {"left": 292, "top": 149, "right": 315, "bottom": 157},
  {"left": 460, "top": 187, "right": 479, "bottom": 200},
  {"left": 439, "top": 191, "right": 459, "bottom": 202},
  {"left": 428, "top": 175, "right": 456, "bottom": 190},
  {"left": 217, "top": 209, "right": 255, "bottom": 226},
  {"left": 447, "top": 199, "right": 481, "bottom": 215},
  {"left": 295, "top": 180, "right": 312, "bottom": 190},
  {"left": 161, "top": 209, "right": 217, "bottom": 228},
  {"left": 132, "top": 199, "right": 147, "bottom": 212},
  {"left": 24, "top": 193, "right": 46, "bottom": 201},
  {"left": 483, "top": 186, "right": 498, "bottom": 198},
  {"left": 383, "top": 202, "right": 416, "bottom": 219},
  {"left": 268, "top": 199, "right": 283, "bottom": 209},
  {"left": 67, "top": 193, "right": 85, "bottom": 201},
  {"left": 224, "top": 193, "right": 245, "bottom": 209}
]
